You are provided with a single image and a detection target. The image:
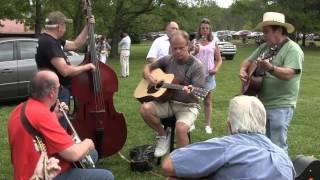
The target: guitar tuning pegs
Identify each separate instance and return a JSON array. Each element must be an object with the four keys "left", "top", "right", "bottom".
[{"left": 33, "top": 139, "right": 40, "bottom": 152}]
